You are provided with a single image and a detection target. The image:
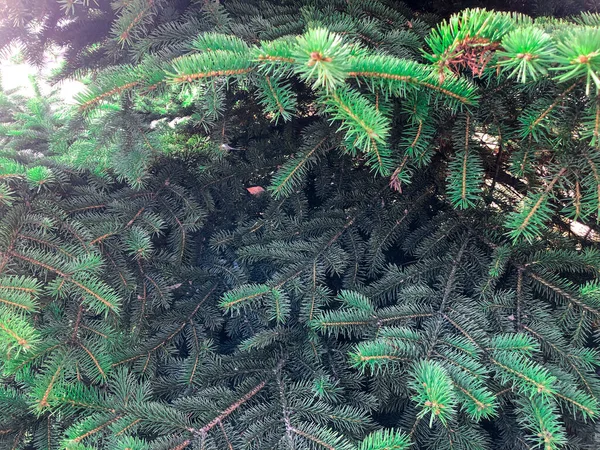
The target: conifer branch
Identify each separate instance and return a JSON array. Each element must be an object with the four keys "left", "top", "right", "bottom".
[
  {"left": 527, "top": 84, "right": 578, "bottom": 136},
  {"left": 527, "top": 271, "right": 600, "bottom": 316},
  {"left": 506, "top": 168, "right": 566, "bottom": 242},
  {"left": 38, "top": 363, "right": 64, "bottom": 409},
  {"left": 195, "top": 381, "right": 267, "bottom": 434},
  {"left": 70, "top": 415, "right": 123, "bottom": 444},
  {"left": 7, "top": 251, "right": 119, "bottom": 313},
  {"left": 113, "top": 287, "right": 216, "bottom": 366}
]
